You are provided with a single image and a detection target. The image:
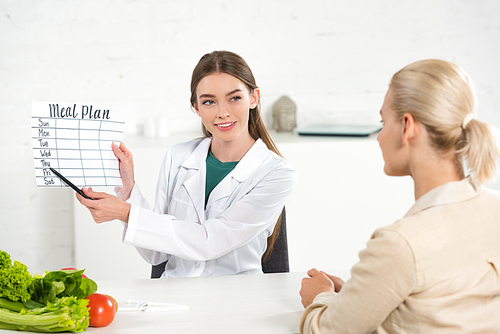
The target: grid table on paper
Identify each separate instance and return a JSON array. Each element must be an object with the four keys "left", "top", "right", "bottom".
[{"left": 32, "top": 116, "right": 124, "bottom": 187}]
